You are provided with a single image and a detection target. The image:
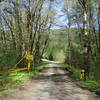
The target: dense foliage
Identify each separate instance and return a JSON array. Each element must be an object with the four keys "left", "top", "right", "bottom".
[{"left": 0, "top": 0, "right": 100, "bottom": 96}]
